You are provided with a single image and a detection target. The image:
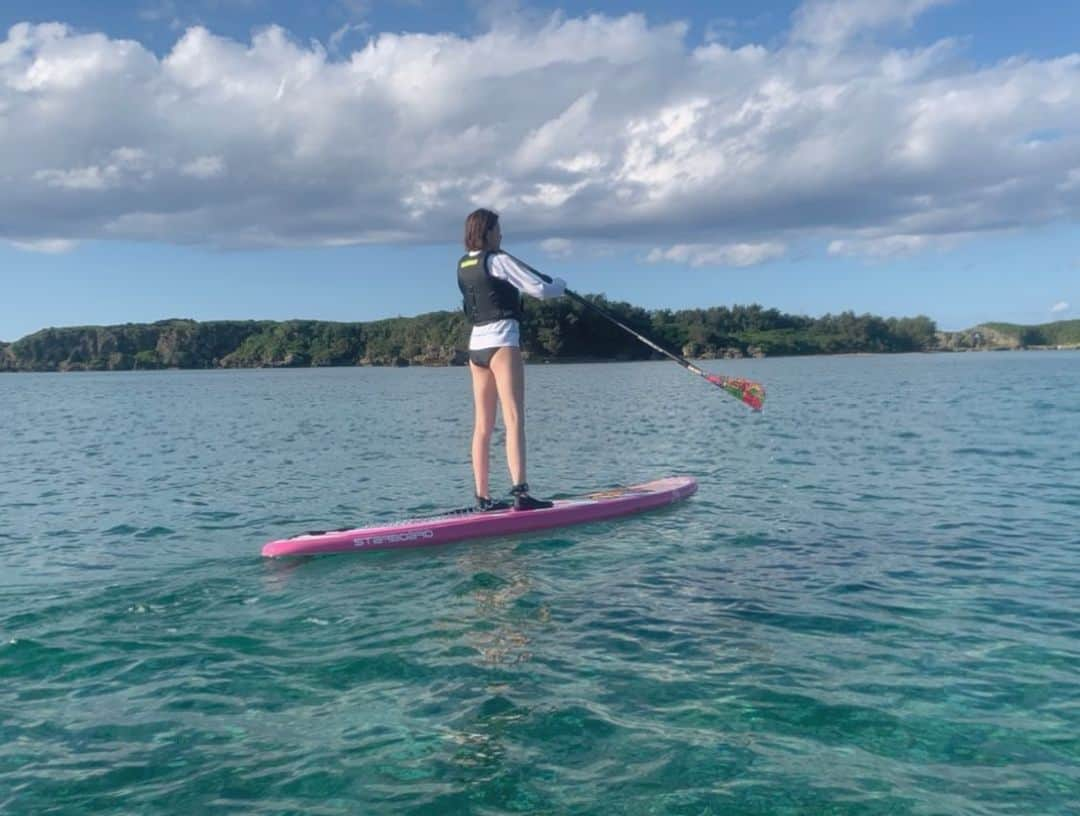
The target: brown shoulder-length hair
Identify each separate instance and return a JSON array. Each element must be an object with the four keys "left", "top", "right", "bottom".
[{"left": 464, "top": 208, "right": 499, "bottom": 251}]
